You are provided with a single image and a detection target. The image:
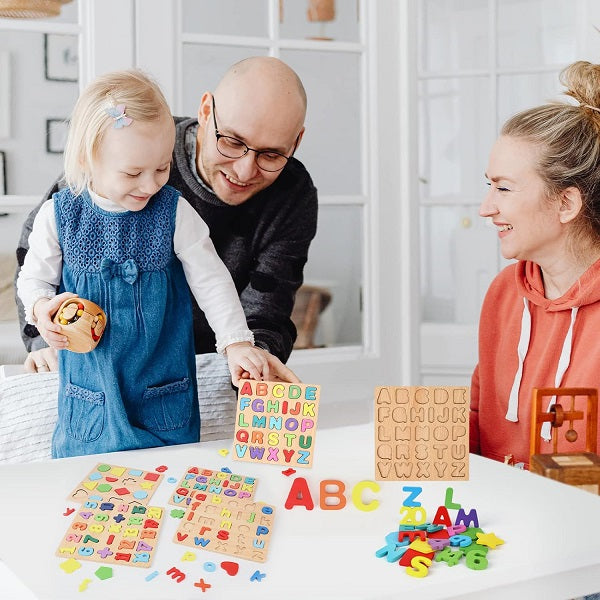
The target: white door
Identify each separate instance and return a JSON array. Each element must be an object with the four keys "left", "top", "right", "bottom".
[
  {"left": 416, "top": 0, "right": 600, "bottom": 386},
  {"left": 0, "top": 0, "right": 412, "bottom": 412},
  {"left": 134, "top": 0, "right": 410, "bottom": 411}
]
